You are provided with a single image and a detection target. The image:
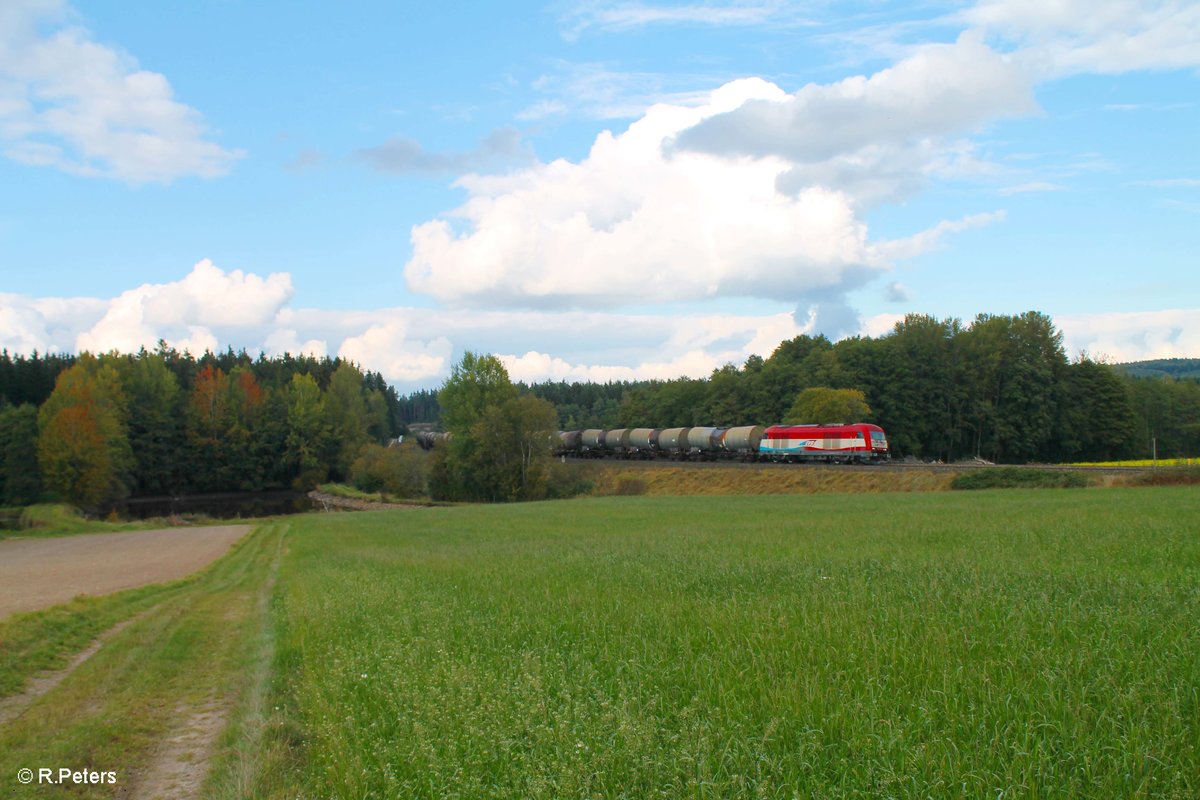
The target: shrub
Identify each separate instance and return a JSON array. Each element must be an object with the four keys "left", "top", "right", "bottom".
[
  {"left": 613, "top": 476, "right": 649, "bottom": 496},
  {"left": 951, "top": 467, "right": 1090, "bottom": 490},
  {"left": 350, "top": 444, "right": 429, "bottom": 499},
  {"left": 18, "top": 503, "right": 88, "bottom": 531},
  {"left": 543, "top": 463, "right": 594, "bottom": 499},
  {"left": 1130, "top": 465, "right": 1200, "bottom": 487}
]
